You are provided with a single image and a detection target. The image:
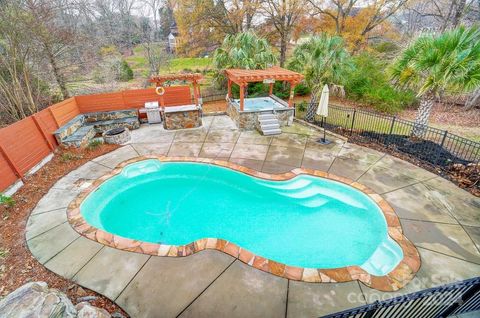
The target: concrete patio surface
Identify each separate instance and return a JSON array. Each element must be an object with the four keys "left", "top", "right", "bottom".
[{"left": 26, "top": 115, "right": 480, "bottom": 317}]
